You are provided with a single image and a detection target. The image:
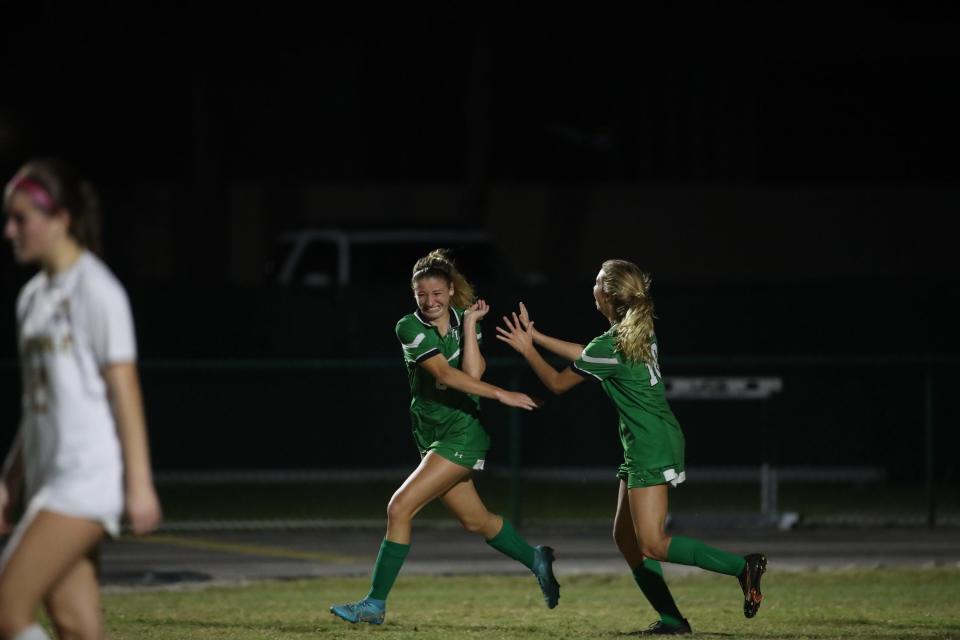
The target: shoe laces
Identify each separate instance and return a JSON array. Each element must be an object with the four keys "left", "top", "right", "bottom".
[{"left": 344, "top": 600, "right": 374, "bottom": 614}]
